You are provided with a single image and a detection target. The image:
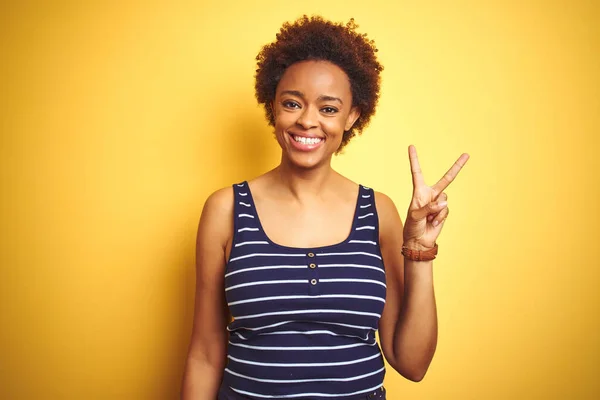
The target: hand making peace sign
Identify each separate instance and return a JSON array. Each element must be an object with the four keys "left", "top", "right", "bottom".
[{"left": 403, "top": 145, "right": 470, "bottom": 251}]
